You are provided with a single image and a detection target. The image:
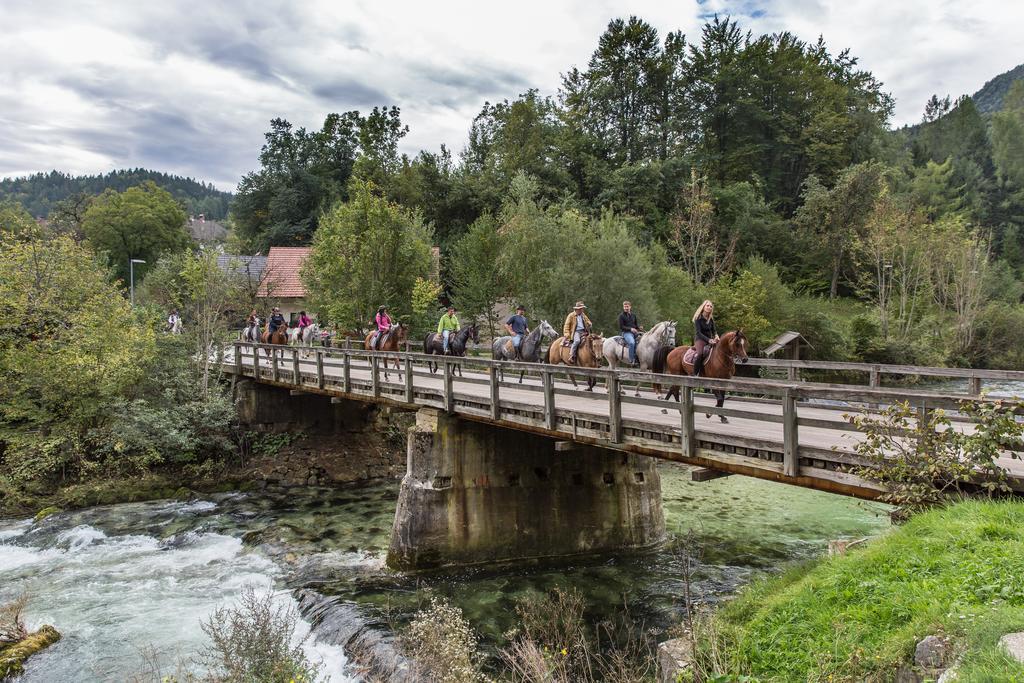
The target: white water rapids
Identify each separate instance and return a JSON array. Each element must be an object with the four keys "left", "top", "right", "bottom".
[{"left": 0, "top": 499, "right": 357, "bottom": 682}]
